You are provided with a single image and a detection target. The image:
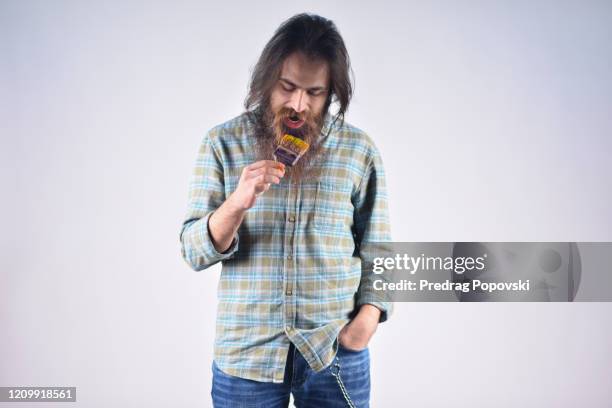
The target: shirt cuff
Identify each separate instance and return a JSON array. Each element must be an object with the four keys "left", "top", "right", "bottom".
[
  {"left": 355, "top": 296, "right": 393, "bottom": 323},
  {"left": 192, "top": 211, "right": 240, "bottom": 264}
]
